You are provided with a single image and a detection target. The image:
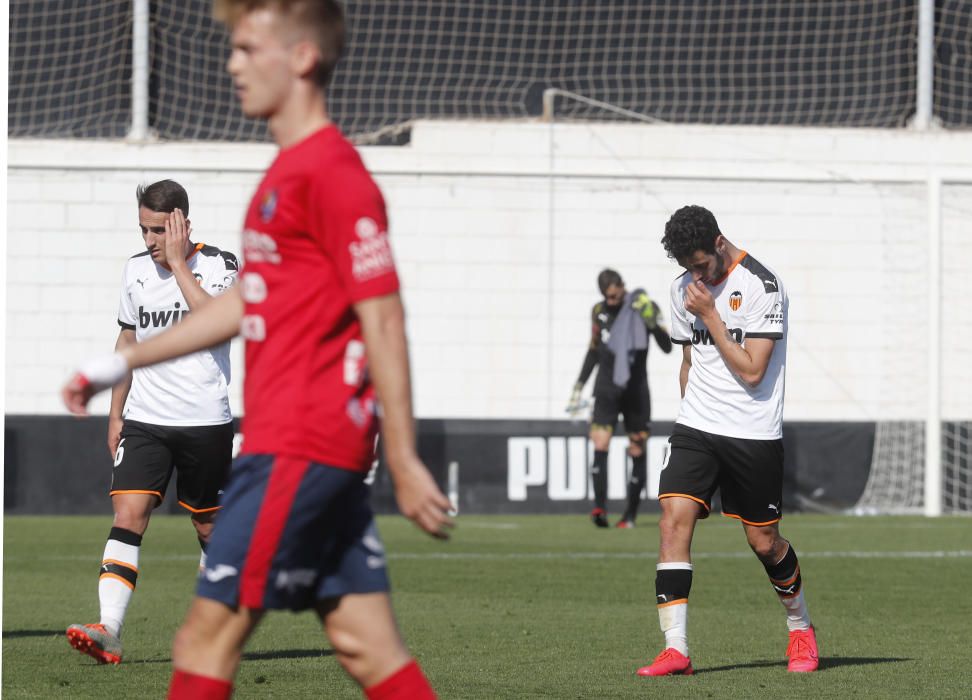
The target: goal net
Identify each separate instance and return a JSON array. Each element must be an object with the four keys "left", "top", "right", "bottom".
[
  {"left": 10, "top": 0, "right": 922, "bottom": 141},
  {"left": 856, "top": 183, "right": 972, "bottom": 514},
  {"left": 8, "top": 0, "right": 132, "bottom": 138}
]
